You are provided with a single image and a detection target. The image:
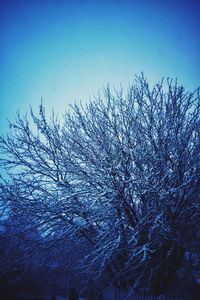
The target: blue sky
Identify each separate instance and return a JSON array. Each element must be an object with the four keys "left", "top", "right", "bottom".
[{"left": 0, "top": 0, "right": 199, "bottom": 134}]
